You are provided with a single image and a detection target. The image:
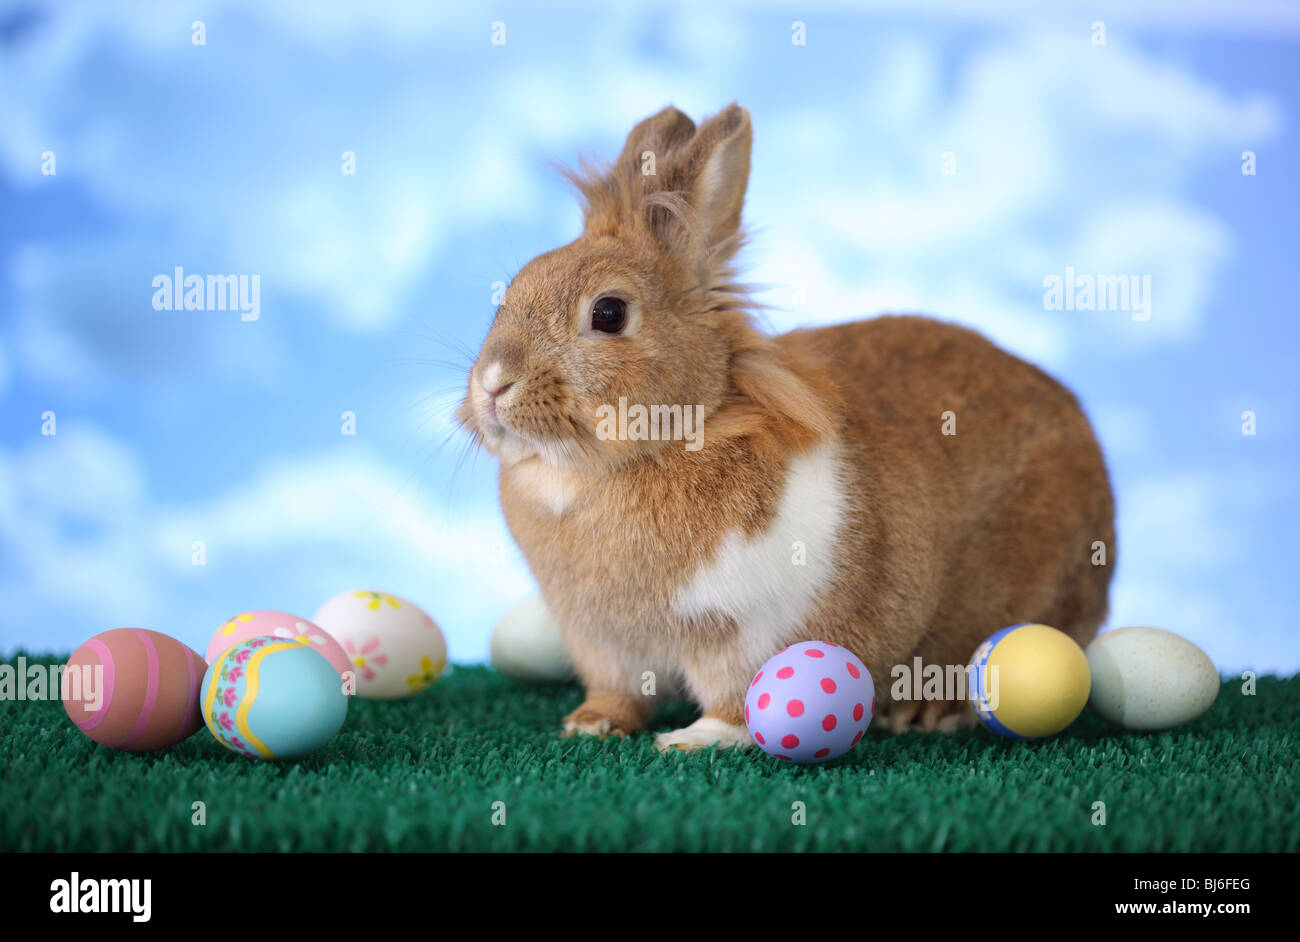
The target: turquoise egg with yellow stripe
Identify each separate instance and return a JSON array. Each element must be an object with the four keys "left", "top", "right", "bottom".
[
  {"left": 202, "top": 636, "right": 348, "bottom": 760},
  {"left": 968, "top": 623, "right": 1091, "bottom": 739}
]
